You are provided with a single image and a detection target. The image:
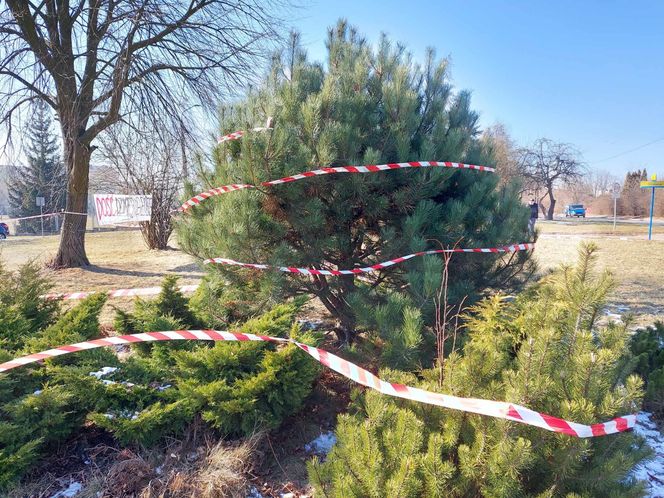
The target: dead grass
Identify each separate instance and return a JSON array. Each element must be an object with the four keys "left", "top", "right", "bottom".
[
  {"left": 0, "top": 229, "right": 201, "bottom": 294},
  {"left": 535, "top": 220, "right": 664, "bottom": 327},
  {"left": 9, "top": 426, "right": 266, "bottom": 498},
  {"left": 134, "top": 431, "right": 263, "bottom": 498},
  {"left": 1, "top": 222, "right": 661, "bottom": 328},
  {"left": 0, "top": 229, "right": 202, "bottom": 323}
]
